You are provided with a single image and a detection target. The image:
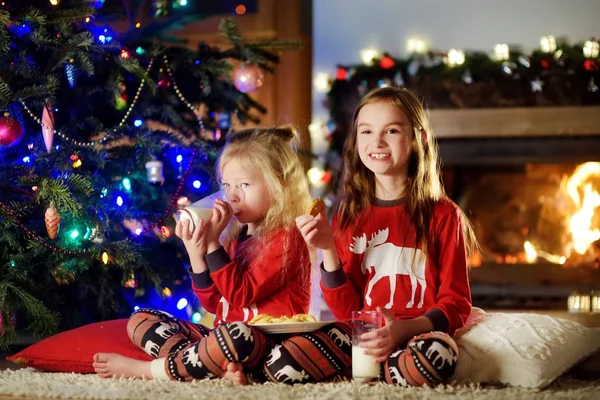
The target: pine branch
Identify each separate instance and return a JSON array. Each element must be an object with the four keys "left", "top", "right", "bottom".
[
  {"left": 219, "top": 19, "right": 242, "bottom": 47},
  {"left": 35, "top": 177, "right": 83, "bottom": 217},
  {"left": 0, "top": 12, "right": 9, "bottom": 55},
  {"left": 248, "top": 40, "right": 304, "bottom": 51},
  {"left": 0, "top": 77, "right": 14, "bottom": 108},
  {"left": 45, "top": 7, "right": 97, "bottom": 24},
  {"left": 4, "top": 282, "right": 60, "bottom": 340}
]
